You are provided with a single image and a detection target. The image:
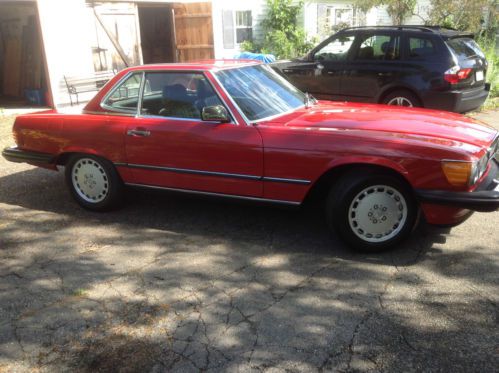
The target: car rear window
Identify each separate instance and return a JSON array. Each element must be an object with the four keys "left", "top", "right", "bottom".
[{"left": 446, "top": 38, "right": 485, "bottom": 60}]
